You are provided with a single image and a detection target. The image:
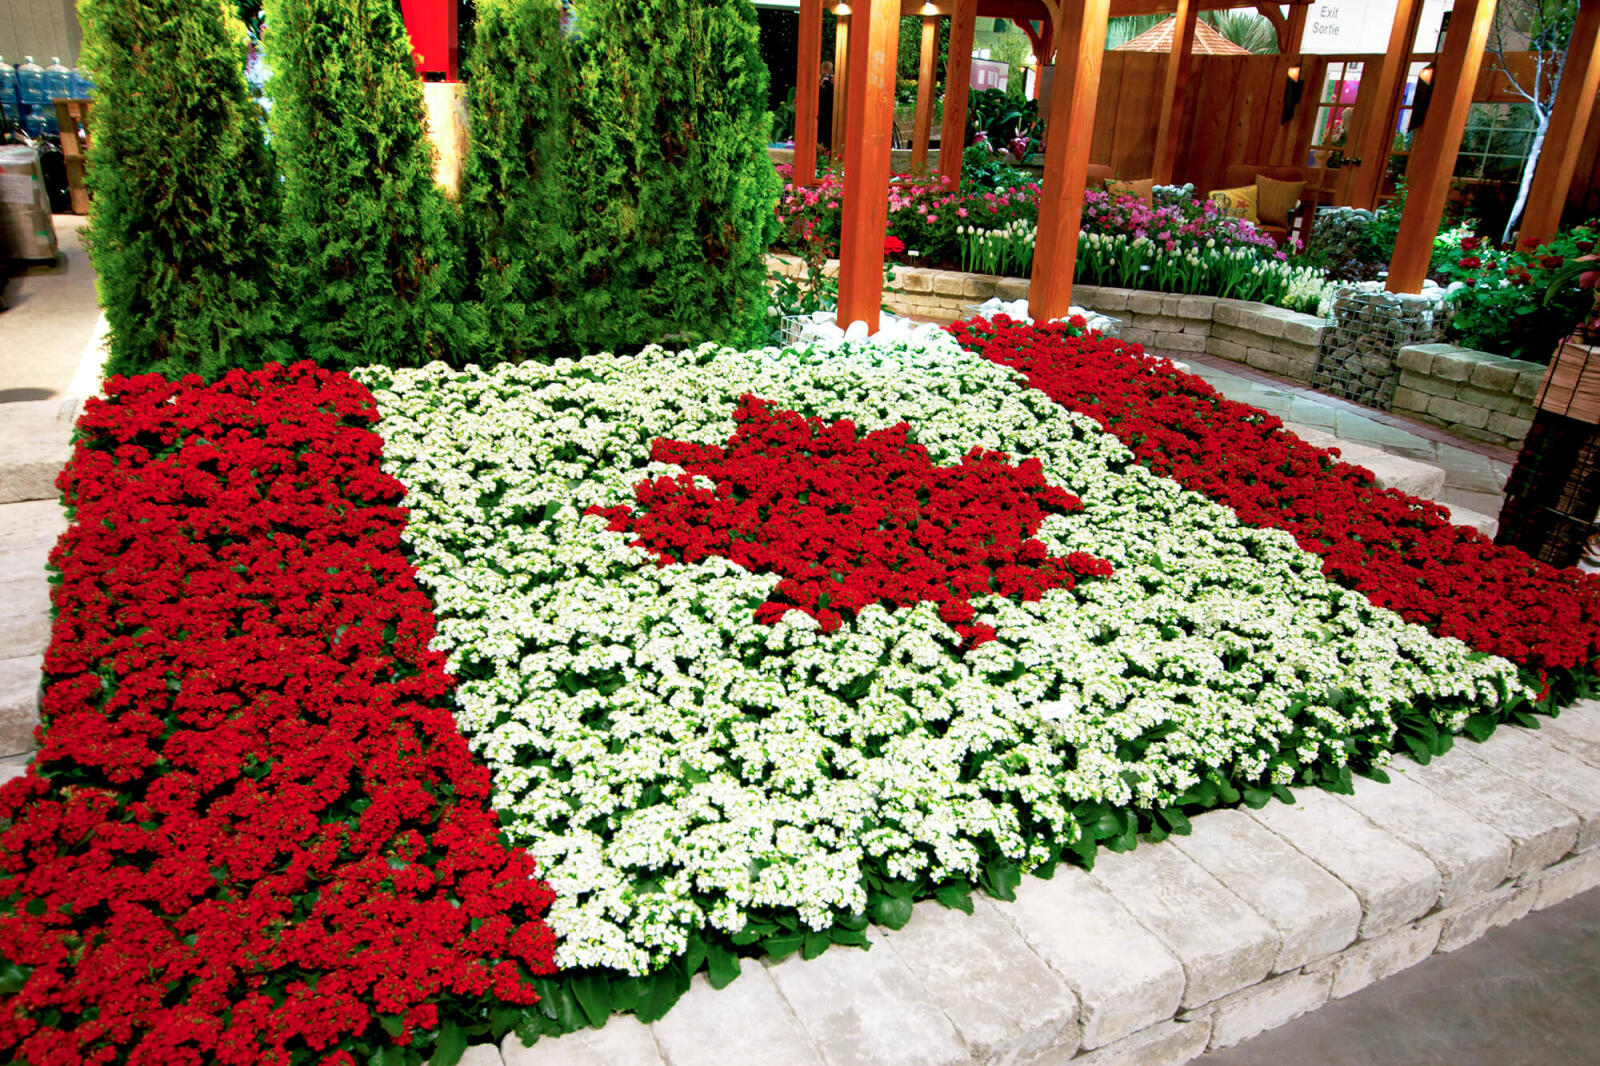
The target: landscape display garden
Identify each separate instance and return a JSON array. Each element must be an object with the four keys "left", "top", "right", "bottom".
[
  {"left": 8, "top": 0, "right": 1600, "bottom": 1063},
  {"left": 5, "top": 315, "right": 1599, "bottom": 1065}
]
